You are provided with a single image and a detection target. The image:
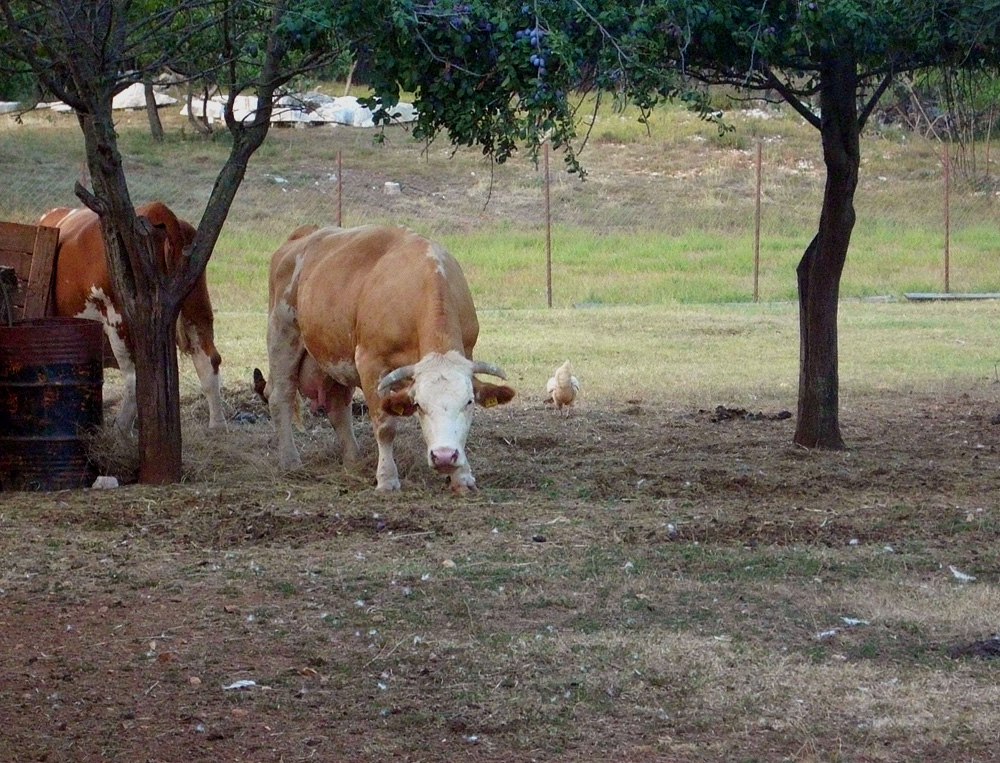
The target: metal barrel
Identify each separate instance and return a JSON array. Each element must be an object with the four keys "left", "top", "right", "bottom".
[{"left": 0, "top": 317, "right": 104, "bottom": 491}]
